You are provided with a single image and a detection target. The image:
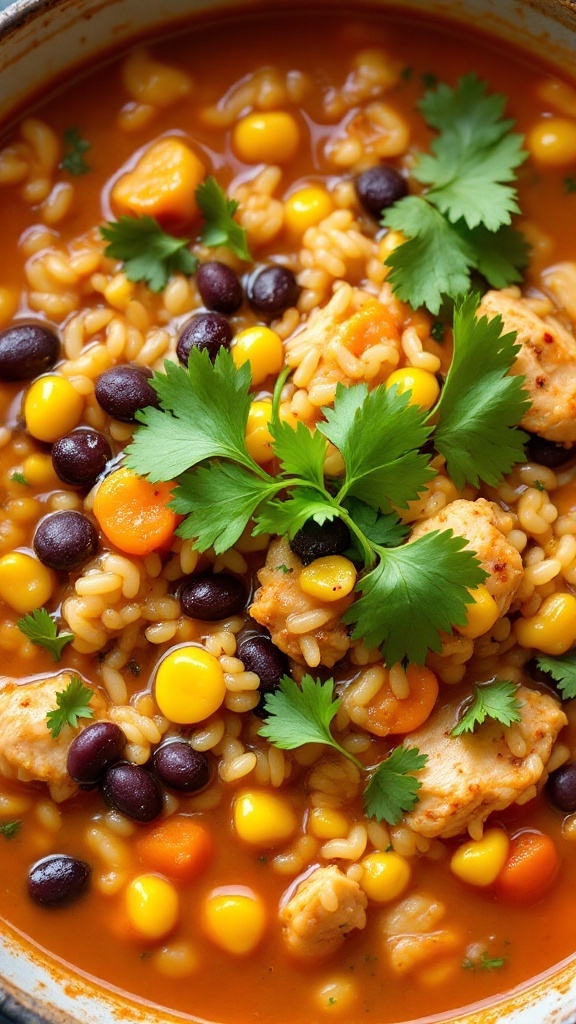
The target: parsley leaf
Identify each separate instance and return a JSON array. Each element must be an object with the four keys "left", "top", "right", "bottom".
[
  {"left": 451, "top": 680, "right": 522, "bottom": 737},
  {"left": 100, "top": 216, "right": 197, "bottom": 292},
  {"left": 46, "top": 676, "right": 95, "bottom": 739},
  {"left": 60, "top": 126, "right": 91, "bottom": 176},
  {"left": 535, "top": 652, "right": 576, "bottom": 700},
  {"left": 462, "top": 952, "right": 507, "bottom": 972},
  {"left": 431, "top": 293, "right": 530, "bottom": 489},
  {"left": 254, "top": 489, "right": 340, "bottom": 541},
  {"left": 363, "top": 746, "right": 428, "bottom": 824},
  {"left": 17, "top": 608, "right": 74, "bottom": 662},
  {"left": 0, "top": 820, "right": 22, "bottom": 840},
  {"left": 10, "top": 471, "right": 29, "bottom": 486},
  {"left": 271, "top": 418, "right": 328, "bottom": 489},
  {"left": 196, "top": 176, "right": 251, "bottom": 261},
  {"left": 172, "top": 462, "right": 278, "bottom": 553},
  {"left": 343, "top": 498, "right": 409, "bottom": 548}
]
